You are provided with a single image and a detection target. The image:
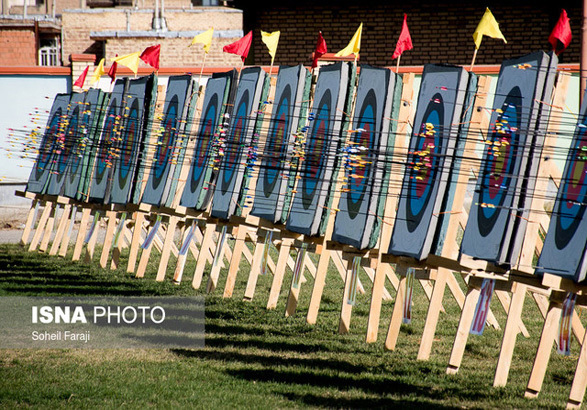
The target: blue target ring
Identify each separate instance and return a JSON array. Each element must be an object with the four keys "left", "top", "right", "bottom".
[
  {"left": 263, "top": 85, "right": 291, "bottom": 198},
  {"left": 221, "top": 90, "right": 249, "bottom": 191},
  {"left": 190, "top": 94, "right": 218, "bottom": 191},
  {"left": 406, "top": 93, "right": 444, "bottom": 233},
  {"left": 152, "top": 96, "right": 178, "bottom": 190},
  {"left": 95, "top": 99, "right": 119, "bottom": 185},
  {"left": 477, "top": 87, "right": 521, "bottom": 237},
  {"left": 347, "top": 90, "right": 376, "bottom": 219},
  {"left": 555, "top": 120, "right": 587, "bottom": 248},
  {"left": 119, "top": 99, "right": 139, "bottom": 184},
  {"left": 302, "top": 90, "right": 331, "bottom": 210},
  {"left": 35, "top": 107, "right": 62, "bottom": 179}
]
